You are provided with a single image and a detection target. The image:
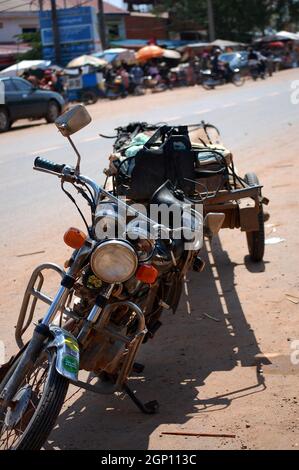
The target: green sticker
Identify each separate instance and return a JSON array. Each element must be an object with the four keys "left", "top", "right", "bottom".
[
  {"left": 64, "top": 337, "right": 79, "bottom": 353},
  {"left": 62, "top": 355, "right": 79, "bottom": 374}
]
